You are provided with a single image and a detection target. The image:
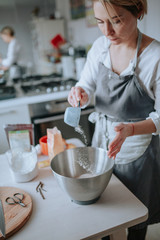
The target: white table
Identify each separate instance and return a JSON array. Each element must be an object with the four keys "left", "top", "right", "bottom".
[{"left": 0, "top": 149, "right": 148, "bottom": 240}]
